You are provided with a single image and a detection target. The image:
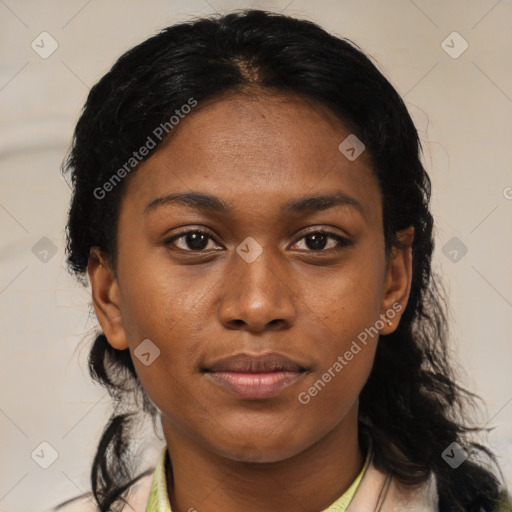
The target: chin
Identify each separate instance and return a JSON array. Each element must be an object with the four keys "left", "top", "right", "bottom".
[{"left": 214, "top": 436, "right": 311, "bottom": 464}]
